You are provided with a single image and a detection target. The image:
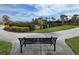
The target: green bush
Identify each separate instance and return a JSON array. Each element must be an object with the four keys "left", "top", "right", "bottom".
[
  {"left": 9, "top": 22, "right": 35, "bottom": 31},
  {"left": 9, "top": 22, "right": 30, "bottom": 27},
  {"left": 28, "top": 24, "right": 35, "bottom": 31},
  {"left": 4, "top": 25, "right": 29, "bottom": 32}
]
